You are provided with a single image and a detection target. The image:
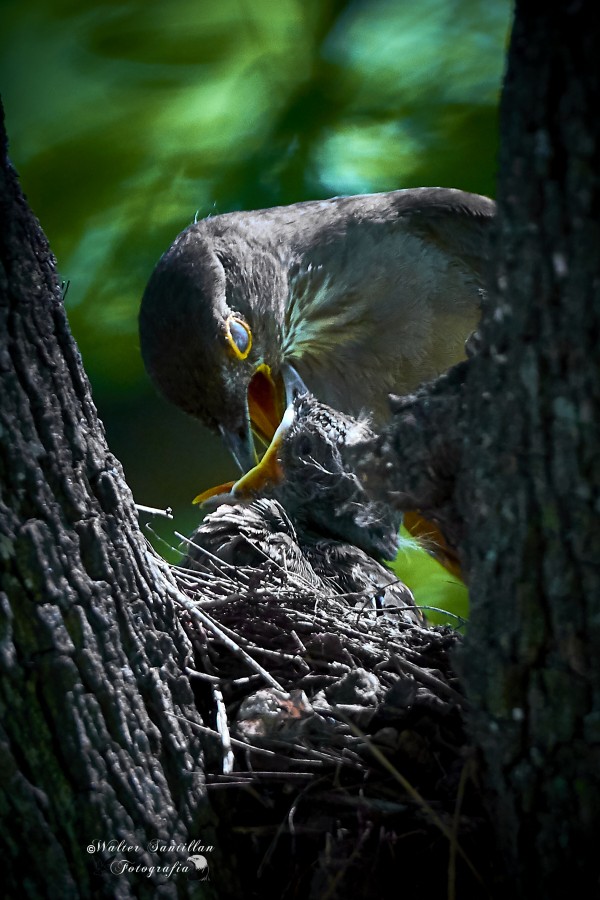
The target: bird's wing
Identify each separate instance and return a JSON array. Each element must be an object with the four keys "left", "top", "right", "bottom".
[
  {"left": 394, "top": 190, "right": 494, "bottom": 281},
  {"left": 182, "top": 499, "right": 328, "bottom": 591},
  {"left": 306, "top": 539, "right": 422, "bottom": 625},
  {"left": 282, "top": 190, "right": 494, "bottom": 419}
]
